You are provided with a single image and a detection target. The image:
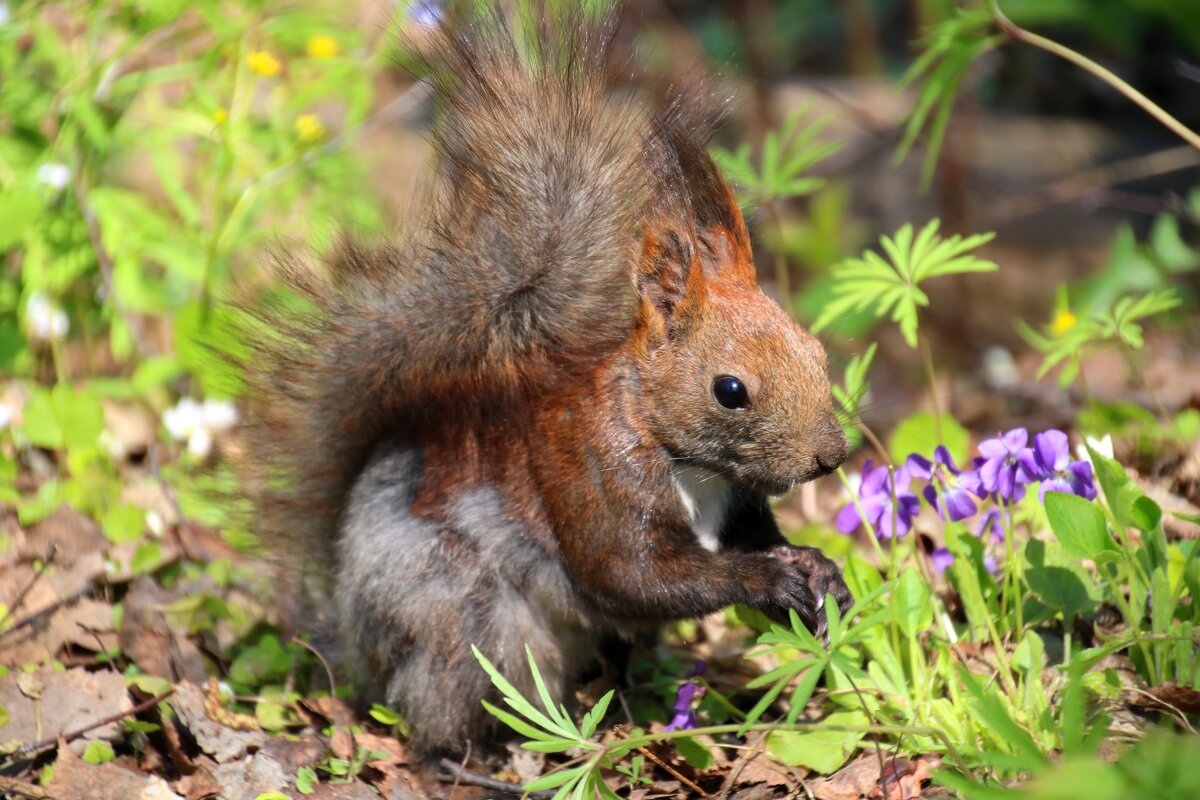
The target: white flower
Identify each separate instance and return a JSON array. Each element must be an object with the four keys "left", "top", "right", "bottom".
[
  {"left": 25, "top": 292, "right": 69, "bottom": 341},
  {"left": 201, "top": 399, "right": 238, "bottom": 431},
  {"left": 0, "top": 404, "right": 12, "bottom": 430},
  {"left": 163, "top": 396, "right": 237, "bottom": 458},
  {"left": 35, "top": 162, "right": 71, "bottom": 191},
  {"left": 146, "top": 510, "right": 166, "bottom": 537},
  {"left": 843, "top": 469, "right": 862, "bottom": 498},
  {"left": 186, "top": 427, "right": 213, "bottom": 458},
  {"left": 1076, "top": 434, "right": 1114, "bottom": 465},
  {"left": 0, "top": 3, "right": 11, "bottom": 26},
  {"left": 163, "top": 397, "right": 203, "bottom": 441},
  {"left": 981, "top": 346, "right": 1018, "bottom": 388}
]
